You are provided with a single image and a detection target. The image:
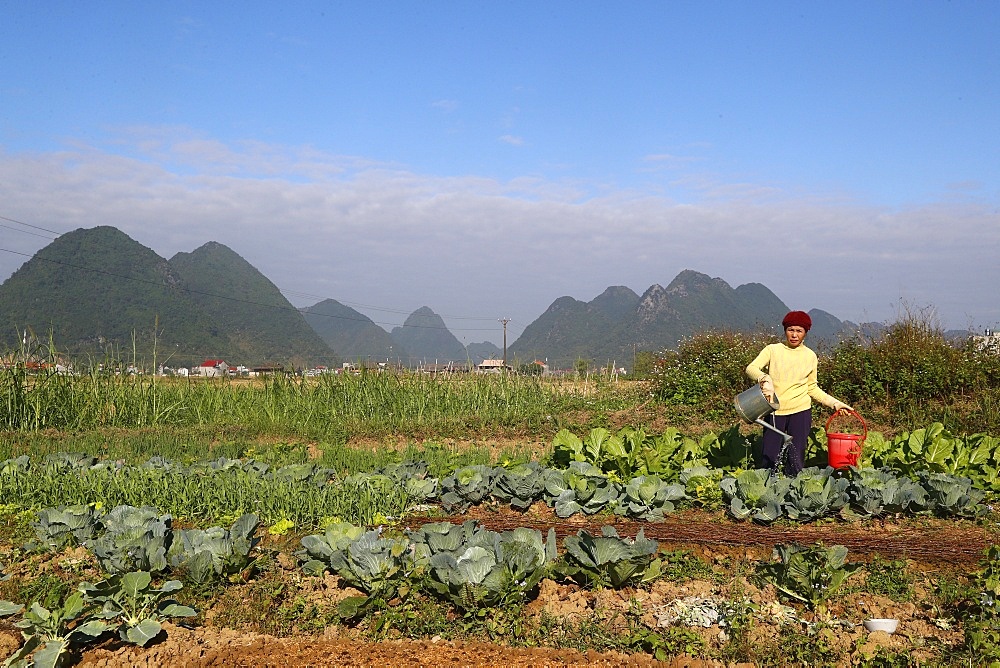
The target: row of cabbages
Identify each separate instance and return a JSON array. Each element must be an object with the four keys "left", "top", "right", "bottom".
[
  {"left": 721, "top": 466, "right": 985, "bottom": 522},
  {"left": 296, "top": 520, "right": 662, "bottom": 618},
  {"left": 379, "top": 460, "right": 986, "bottom": 523},
  {"left": 25, "top": 504, "right": 260, "bottom": 582},
  {"left": 4, "top": 451, "right": 986, "bottom": 524},
  {"left": 1, "top": 452, "right": 338, "bottom": 487}
]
